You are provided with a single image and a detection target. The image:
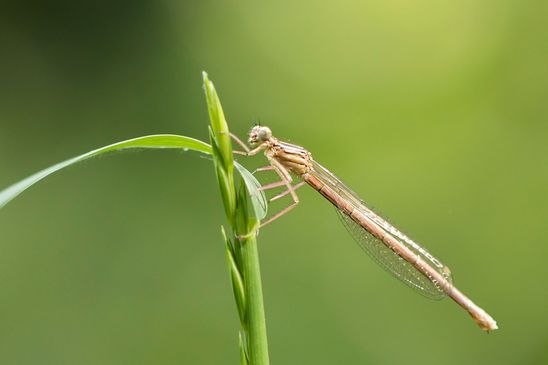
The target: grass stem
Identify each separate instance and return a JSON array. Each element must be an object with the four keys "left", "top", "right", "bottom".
[
  {"left": 241, "top": 234, "right": 269, "bottom": 365},
  {"left": 203, "top": 71, "right": 270, "bottom": 365}
]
